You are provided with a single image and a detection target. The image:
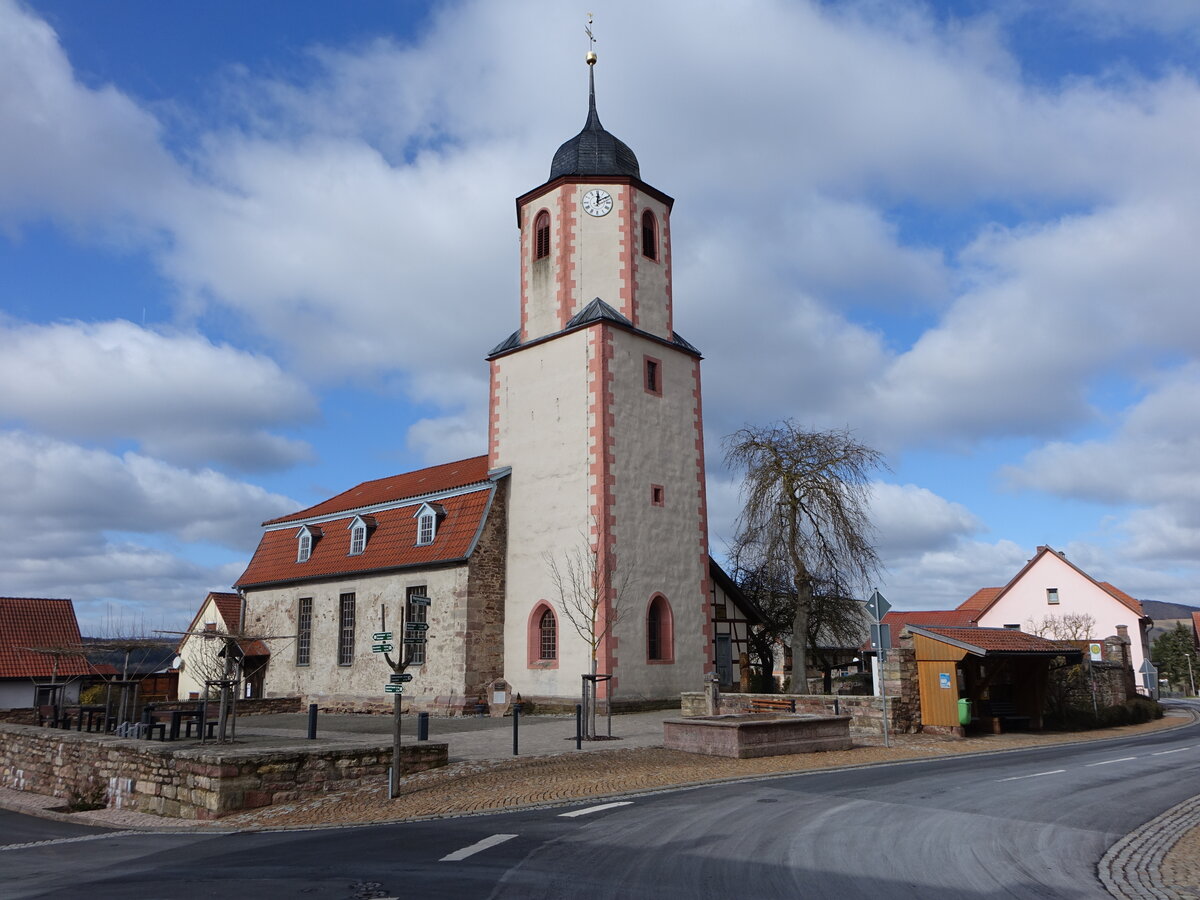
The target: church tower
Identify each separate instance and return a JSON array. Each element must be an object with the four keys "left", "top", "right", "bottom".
[{"left": 488, "top": 54, "right": 712, "bottom": 705}]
